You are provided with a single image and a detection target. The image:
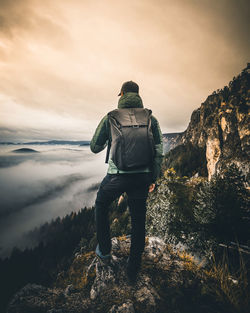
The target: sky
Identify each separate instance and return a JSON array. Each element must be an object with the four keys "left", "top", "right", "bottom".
[{"left": 0, "top": 0, "right": 249, "bottom": 142}]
